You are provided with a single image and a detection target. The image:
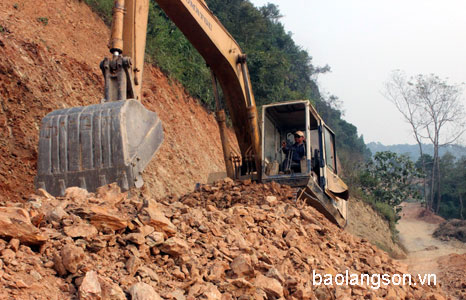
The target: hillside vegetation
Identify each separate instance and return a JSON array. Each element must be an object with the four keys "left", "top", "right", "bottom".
[{"left": 368, "top": 142, "right": 466, "bottom": 220}]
